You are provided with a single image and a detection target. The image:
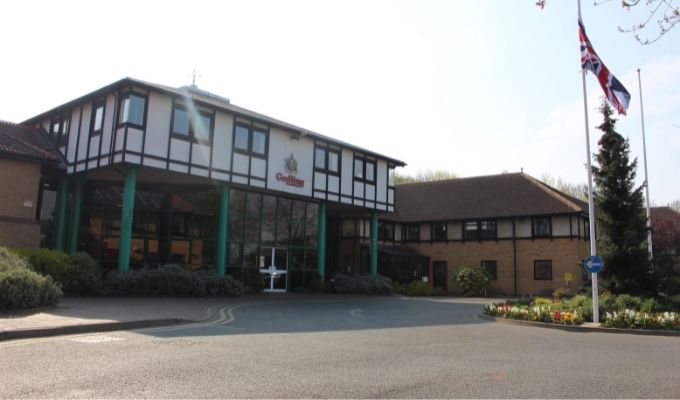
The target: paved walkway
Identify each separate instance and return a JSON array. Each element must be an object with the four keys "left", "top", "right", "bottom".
[{"left": 0, "top": 297, "right": 246, "bottom": 340}]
